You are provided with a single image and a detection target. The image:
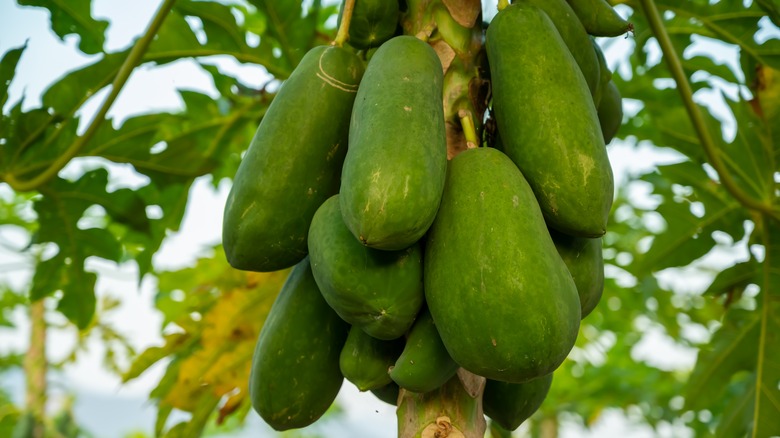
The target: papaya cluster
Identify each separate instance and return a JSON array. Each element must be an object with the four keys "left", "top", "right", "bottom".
[{"left": 222, "top": 0, "right": 628, "bottom": 433}]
